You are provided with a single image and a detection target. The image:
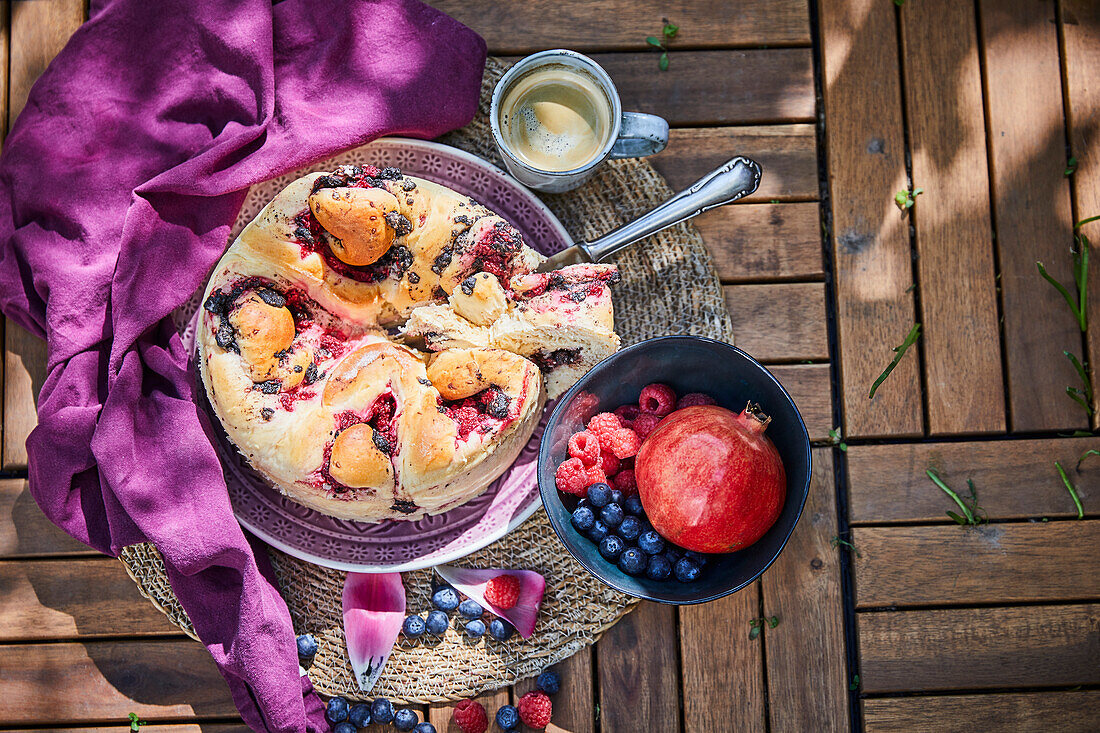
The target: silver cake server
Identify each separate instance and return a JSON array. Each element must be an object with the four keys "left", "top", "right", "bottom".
[{"left": 536, "top": 156, "right": 762, "bottom": 272}]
